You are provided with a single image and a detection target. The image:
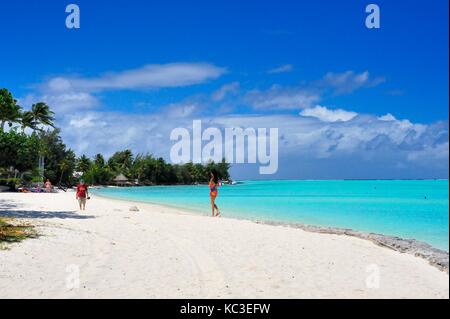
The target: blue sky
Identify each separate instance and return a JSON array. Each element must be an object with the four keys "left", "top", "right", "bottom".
[{"left": 1, "top": 0, "right": 448, "bottom": 179}]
